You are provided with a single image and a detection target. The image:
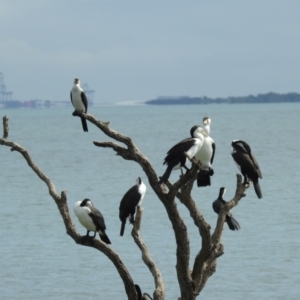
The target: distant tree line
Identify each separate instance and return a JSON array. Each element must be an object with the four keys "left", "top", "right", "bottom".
[{"left": 145, "top": 92, "right": 300, "bottom": 105}]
